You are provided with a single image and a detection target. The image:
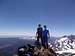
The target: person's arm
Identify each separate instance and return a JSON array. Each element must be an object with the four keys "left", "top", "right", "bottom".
[
  {"left": 36, "top": 28, "right": 38, "bottom": 38},
  {"left": 36, "top": 32, "right": 38, "bottom": 37},
  {"left": 48, "top": 30, "right": 50, "bottom": 38}
]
